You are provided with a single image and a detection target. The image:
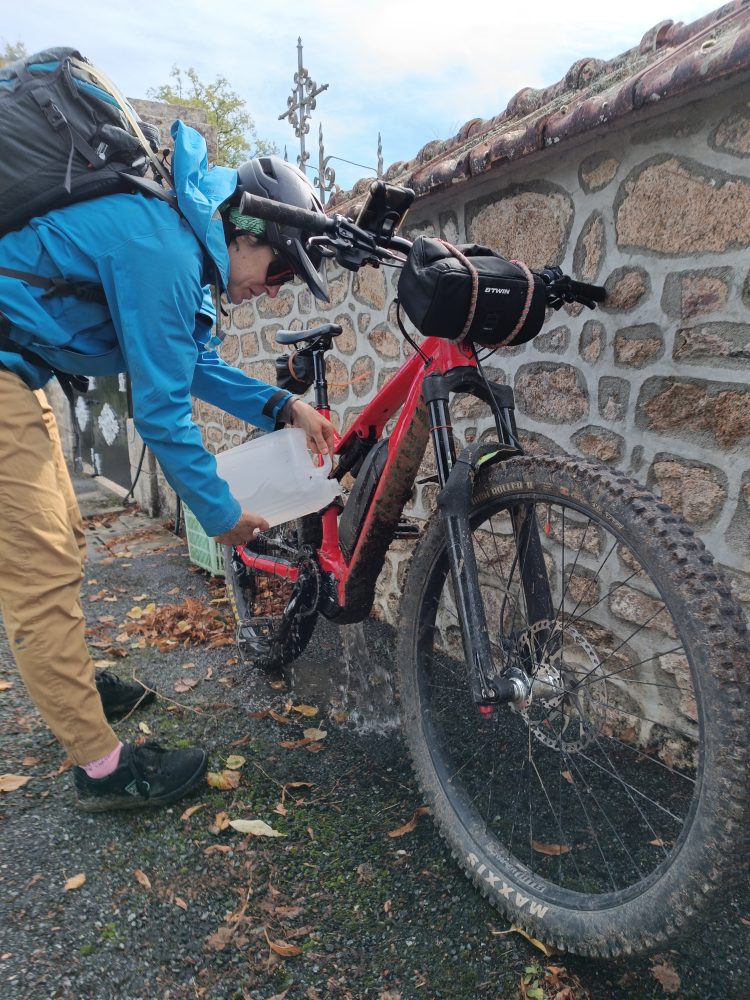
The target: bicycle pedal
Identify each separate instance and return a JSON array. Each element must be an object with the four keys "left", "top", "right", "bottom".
[{"left": 237, "top": 620, "right": 274, "bottom": 657}]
